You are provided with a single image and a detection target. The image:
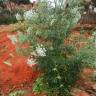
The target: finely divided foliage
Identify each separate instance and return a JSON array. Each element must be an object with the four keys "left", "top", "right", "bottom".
[{"left": 17, "top": 0, "right": 96, "bottom": 95}]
